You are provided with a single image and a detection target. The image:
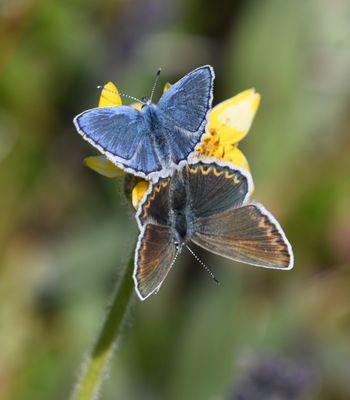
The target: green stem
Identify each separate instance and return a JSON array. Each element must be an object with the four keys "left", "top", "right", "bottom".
[{"left": 71, "top": 253, "right": 135, "bottom": 400}]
